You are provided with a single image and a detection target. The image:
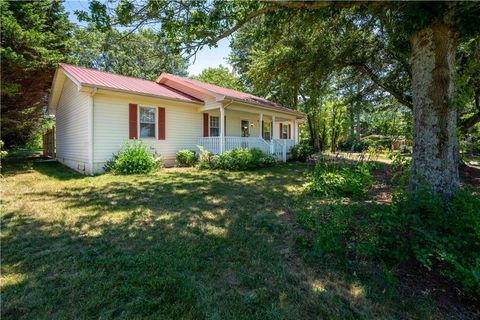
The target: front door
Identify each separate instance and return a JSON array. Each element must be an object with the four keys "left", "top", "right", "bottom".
[{"left": 241, "top": 120, "right": 250, "bottom": 137}]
